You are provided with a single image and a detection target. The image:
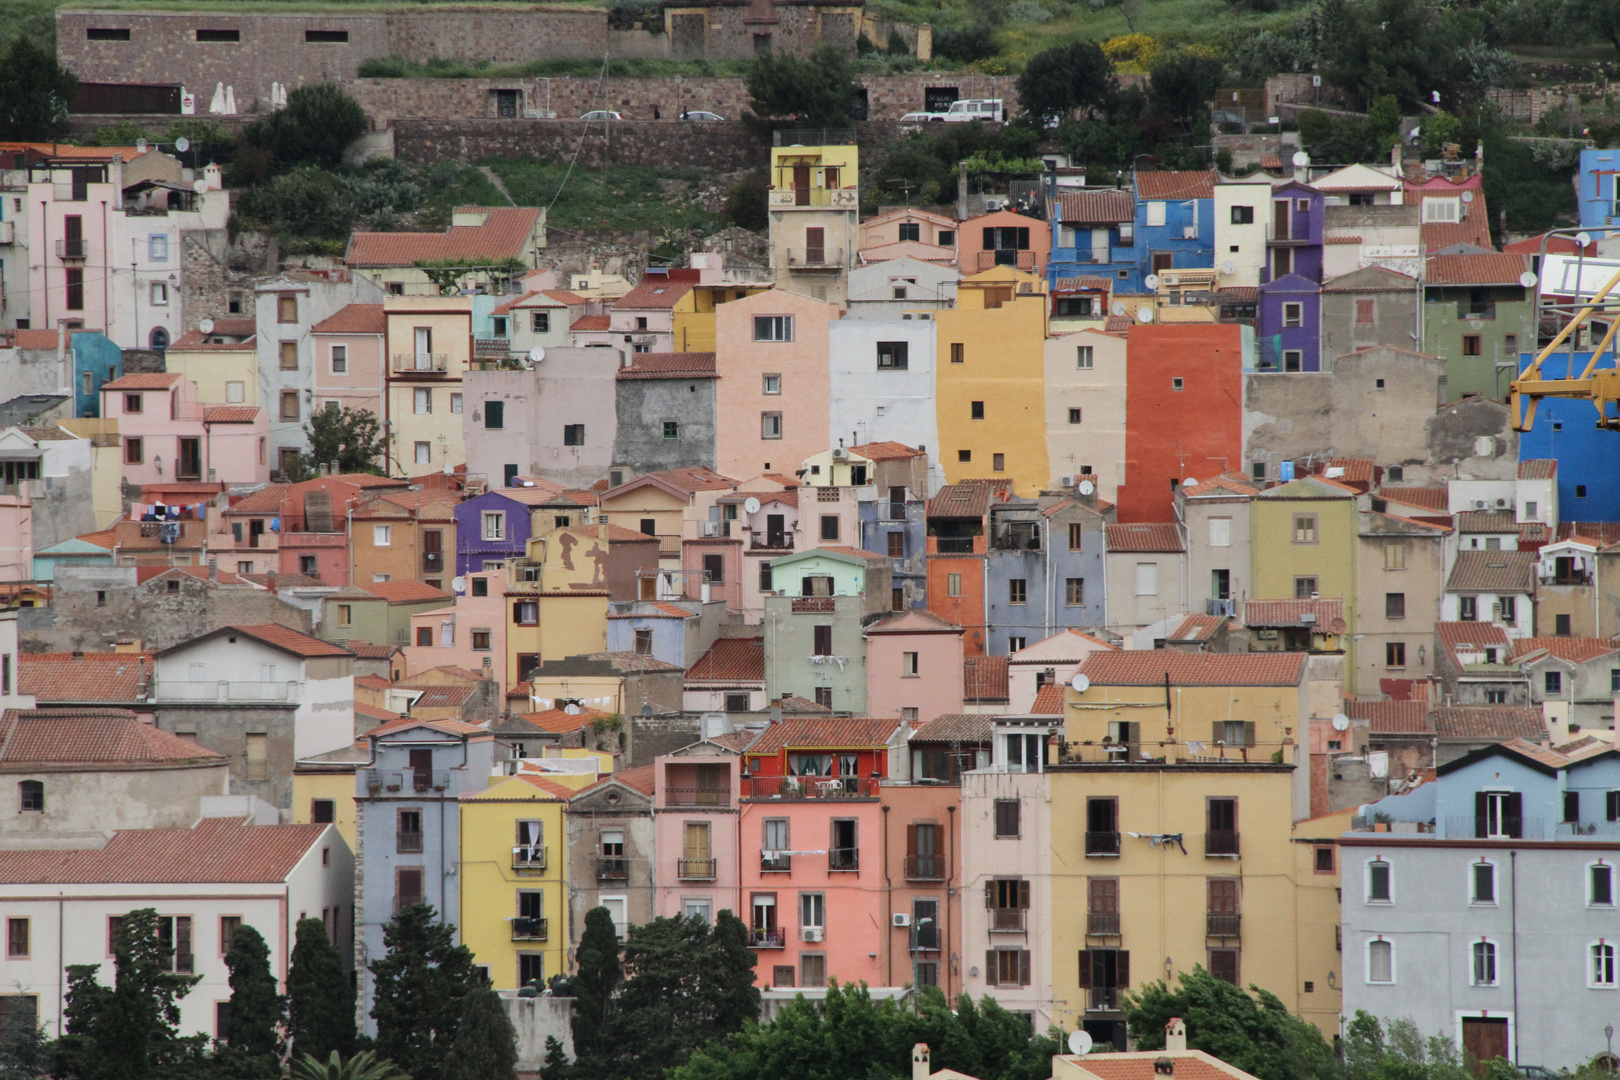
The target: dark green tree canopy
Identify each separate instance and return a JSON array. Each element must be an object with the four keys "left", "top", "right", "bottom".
[
  {"left": 221, "top": 923, "right": 284, "bottom": 1069},
  {"left": 442, "top": 985, "right": 519, "bottom": 1080},
  {"left": 0, "top": 36, "right": 78, "bottom": 142},
  {"left": 1015, "top": 42, "right": 1117, "bottom": 128},
  {"left": 369, "top": 904, "right": 481, "bottom": 1080},
  {"left": 1148, "top": 50, "right": 1226, "bottom": 125},
  {"left": 744, "top": 45, "right": 861, "bottom": 129},
  {"left": 568, "top": 906, "right": 623, "bottom": 1071},
  {"left": 288, "top": 917, "right": 356, "bottom": 1062},
  {"left": 291, "top": 406, "right": 388, "bottom": 480},
  {"left": 240, "top": 83, "right": 367, "bottom": 170}
]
